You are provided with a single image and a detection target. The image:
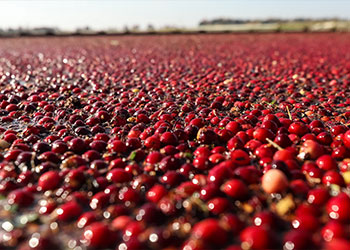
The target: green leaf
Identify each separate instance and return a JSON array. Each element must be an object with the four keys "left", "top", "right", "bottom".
[
  {"left": 184, "top": 152, "right": 193, "bottom": 159},
  {"left": 269, "top": 99, "right": 276, "bottom": 105},
  {"left": 19, "top": 213, "right": 39, "bottom": 224},
  {"left": 129, "top": 151, "right": 137, "bottom": 161},
  {"left": 9, "top": 204, "right": 18, "bottom": 213}
]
